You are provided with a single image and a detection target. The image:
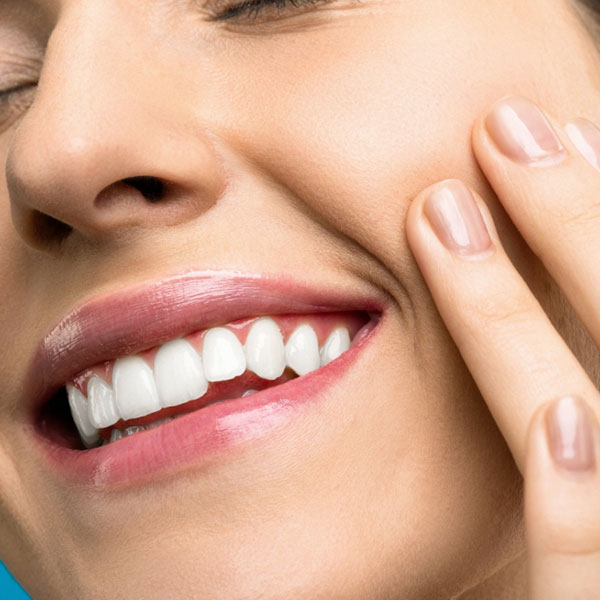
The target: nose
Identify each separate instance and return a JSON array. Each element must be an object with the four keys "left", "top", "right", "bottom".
[{"left": 6, "top": 5, "right": 226, "bottom": 253}]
